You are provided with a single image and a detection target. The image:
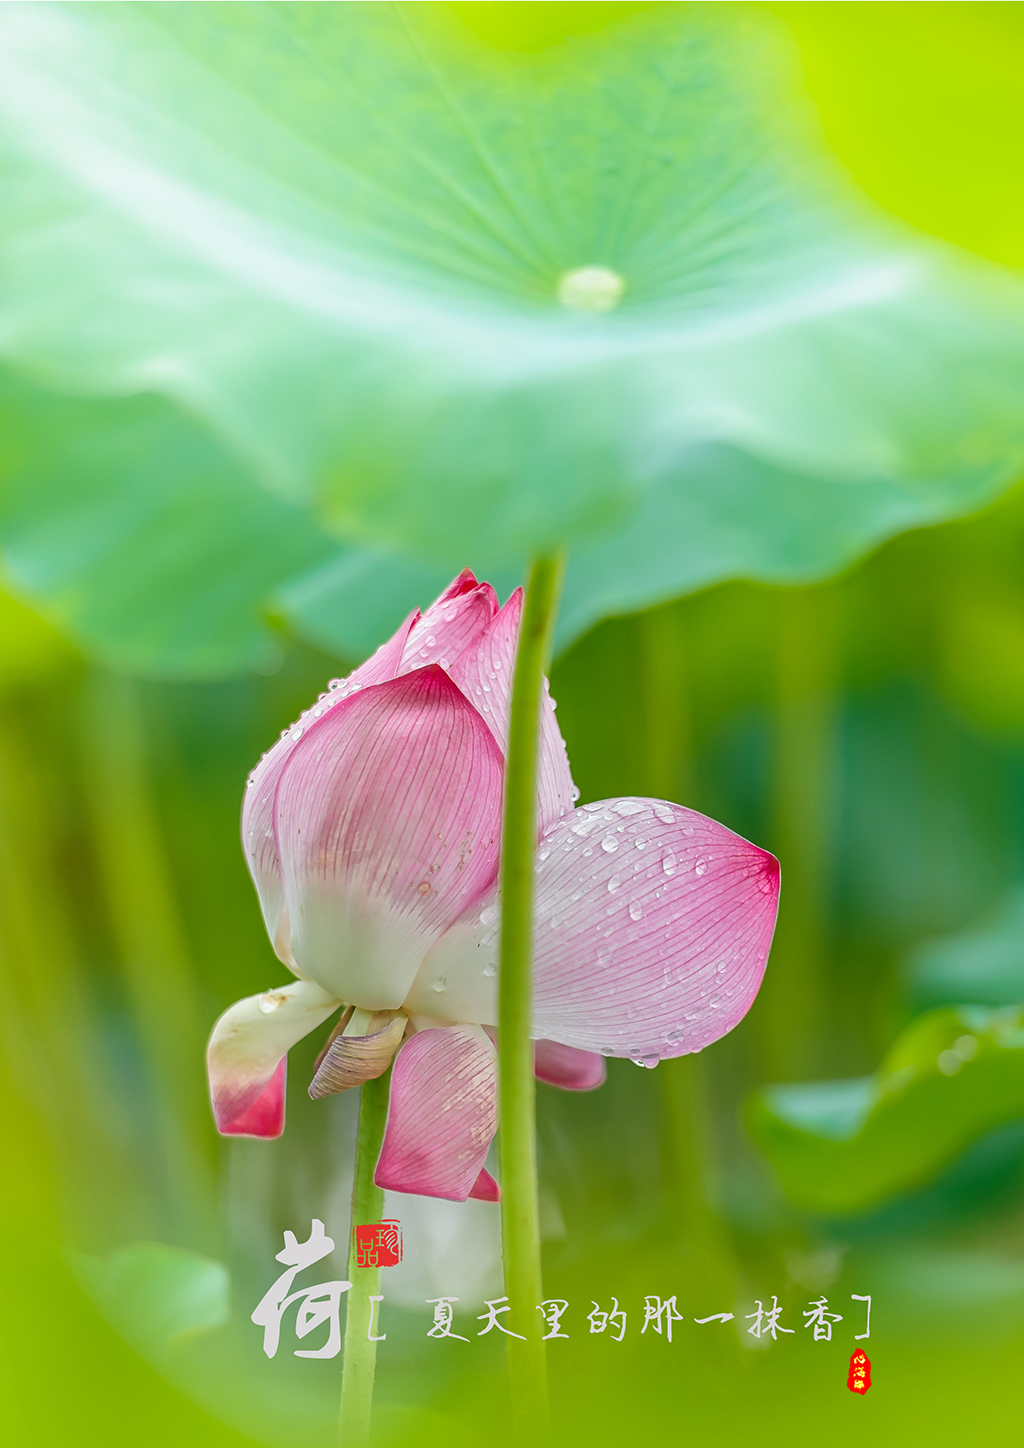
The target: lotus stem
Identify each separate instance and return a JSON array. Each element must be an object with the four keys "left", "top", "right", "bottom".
[
  {"left": 338, "top": 1065, "right": 392, "bottom": 1448},
  {"left": 499, "top": 552, "right": 564, "bottom": 1428}
]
